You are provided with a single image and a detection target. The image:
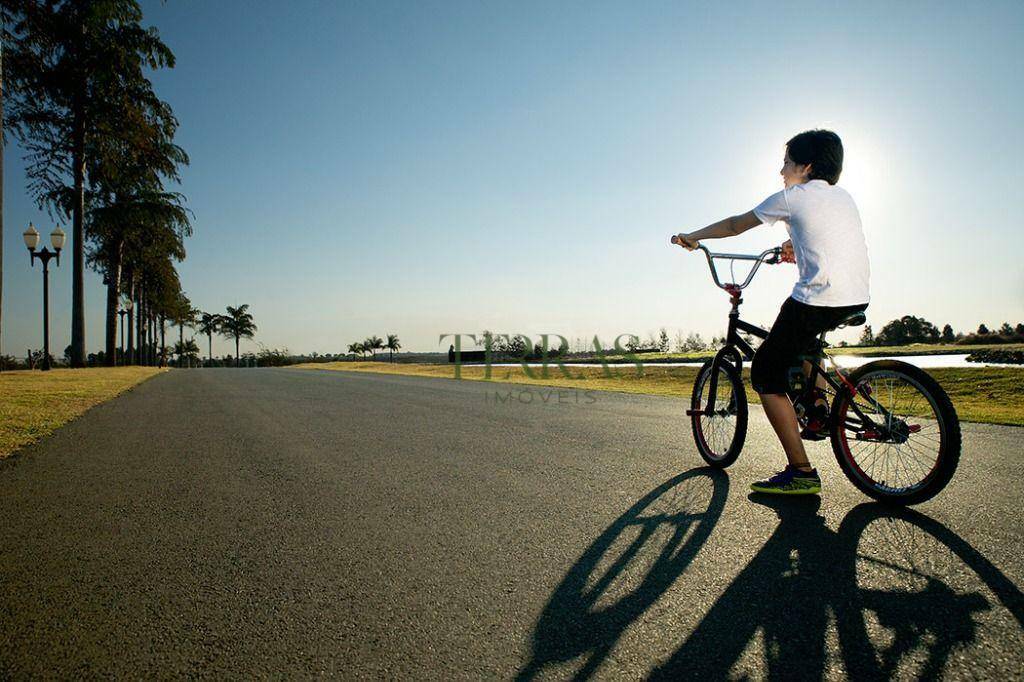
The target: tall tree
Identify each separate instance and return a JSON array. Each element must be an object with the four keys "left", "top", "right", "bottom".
[
  {"left": 365, "top": 335, "right": 384, "bottom": 360},
  {"left": 0, "top": 31, "right": 5, "bottom": 365},
  {"left": 218, "top": 304, "right": 257, "bottom": 365},
  {"left": 87, "top": 120, "right": 190, "bottom": 366},
  {"left": 167, "top": 293, "right": 195, "bottom": 366},
  {"left": 173, "top": 338, "right": 199, "bottom": 368},
  {"left": 196, "top": 312, "right": 221, "bottom": 366},
  {"left": 386, "top": 334, "right": 401, "bottom": 363},
  {"left": 5, "top": 0, "right": 176, "bottom": 366},
  {"left": 135, "top": 249, "right": 180, "bottom": 366},
  {"left": 858, "top": 324, "right": 874, "bottom": 346}
]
